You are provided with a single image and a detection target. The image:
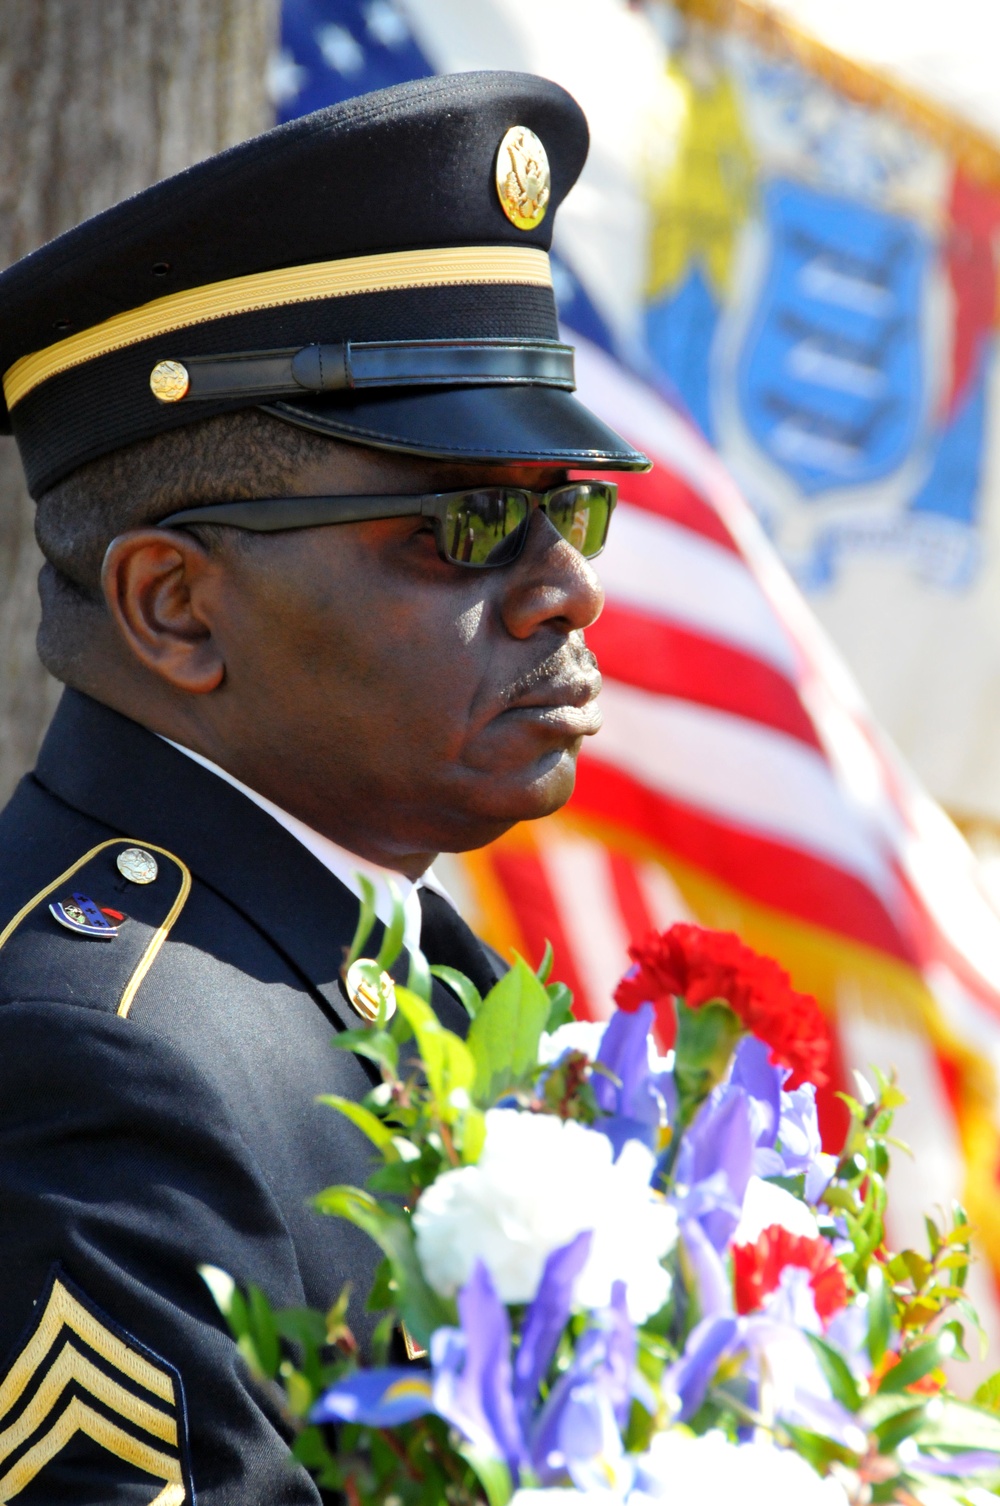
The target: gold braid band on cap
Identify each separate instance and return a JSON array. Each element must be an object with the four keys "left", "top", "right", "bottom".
[{"left": 3, "top": 244, "right": 554, "bottom": 411}]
